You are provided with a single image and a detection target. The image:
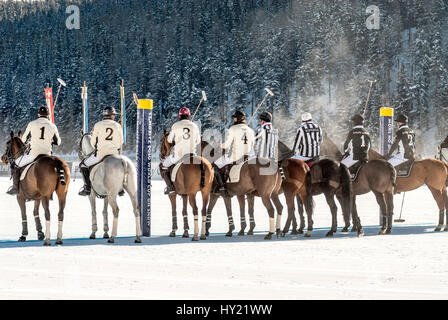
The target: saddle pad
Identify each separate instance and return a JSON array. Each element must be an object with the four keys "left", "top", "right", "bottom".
[
  {"left": 396, "top": 161, "right": 415, "bottom": 178},
  {"left": 228, "top": 162, "right": 245, "bottom": 184},
  {"left": 171, "top": 162, "right": 183, "bottom": 182},
  {"left": 349, "top": 162, "right": 365, "bottom": 182},
  {"left": 20, "top": 162, "right": 36, "bottom": 181}
]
